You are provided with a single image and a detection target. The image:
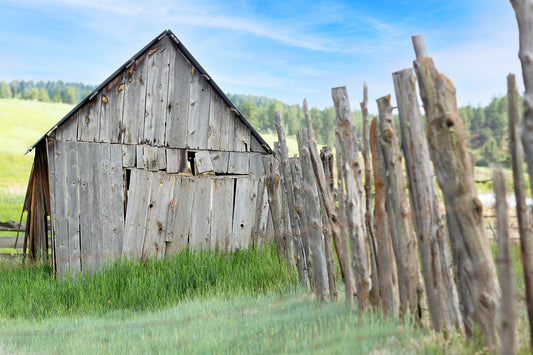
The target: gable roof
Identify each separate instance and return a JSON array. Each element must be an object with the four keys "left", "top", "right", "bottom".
[{"left": 27, "top": 29, "right": 272, "bottom": 154}]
